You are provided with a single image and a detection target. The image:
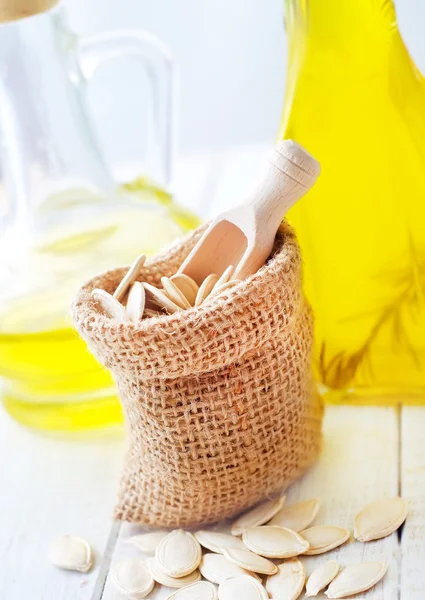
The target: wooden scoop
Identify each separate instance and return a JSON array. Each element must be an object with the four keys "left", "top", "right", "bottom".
[
  {"left": 0, "top": 0, "right": 57, "bottom": 23},
  {"left": 178, "top": 140, "right": 320, "bottom": 283}
]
